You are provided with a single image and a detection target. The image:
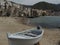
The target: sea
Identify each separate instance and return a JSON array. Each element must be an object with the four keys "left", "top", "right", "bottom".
[{"left": 29, "top": 16, "right": 60, "bottom": 28}]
